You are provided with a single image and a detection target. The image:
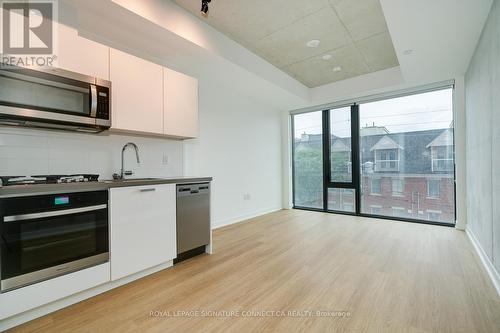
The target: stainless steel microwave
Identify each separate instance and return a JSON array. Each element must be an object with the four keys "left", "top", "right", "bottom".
[{"left": 0, "top": 64, "right": 111, "bottom": 133}]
